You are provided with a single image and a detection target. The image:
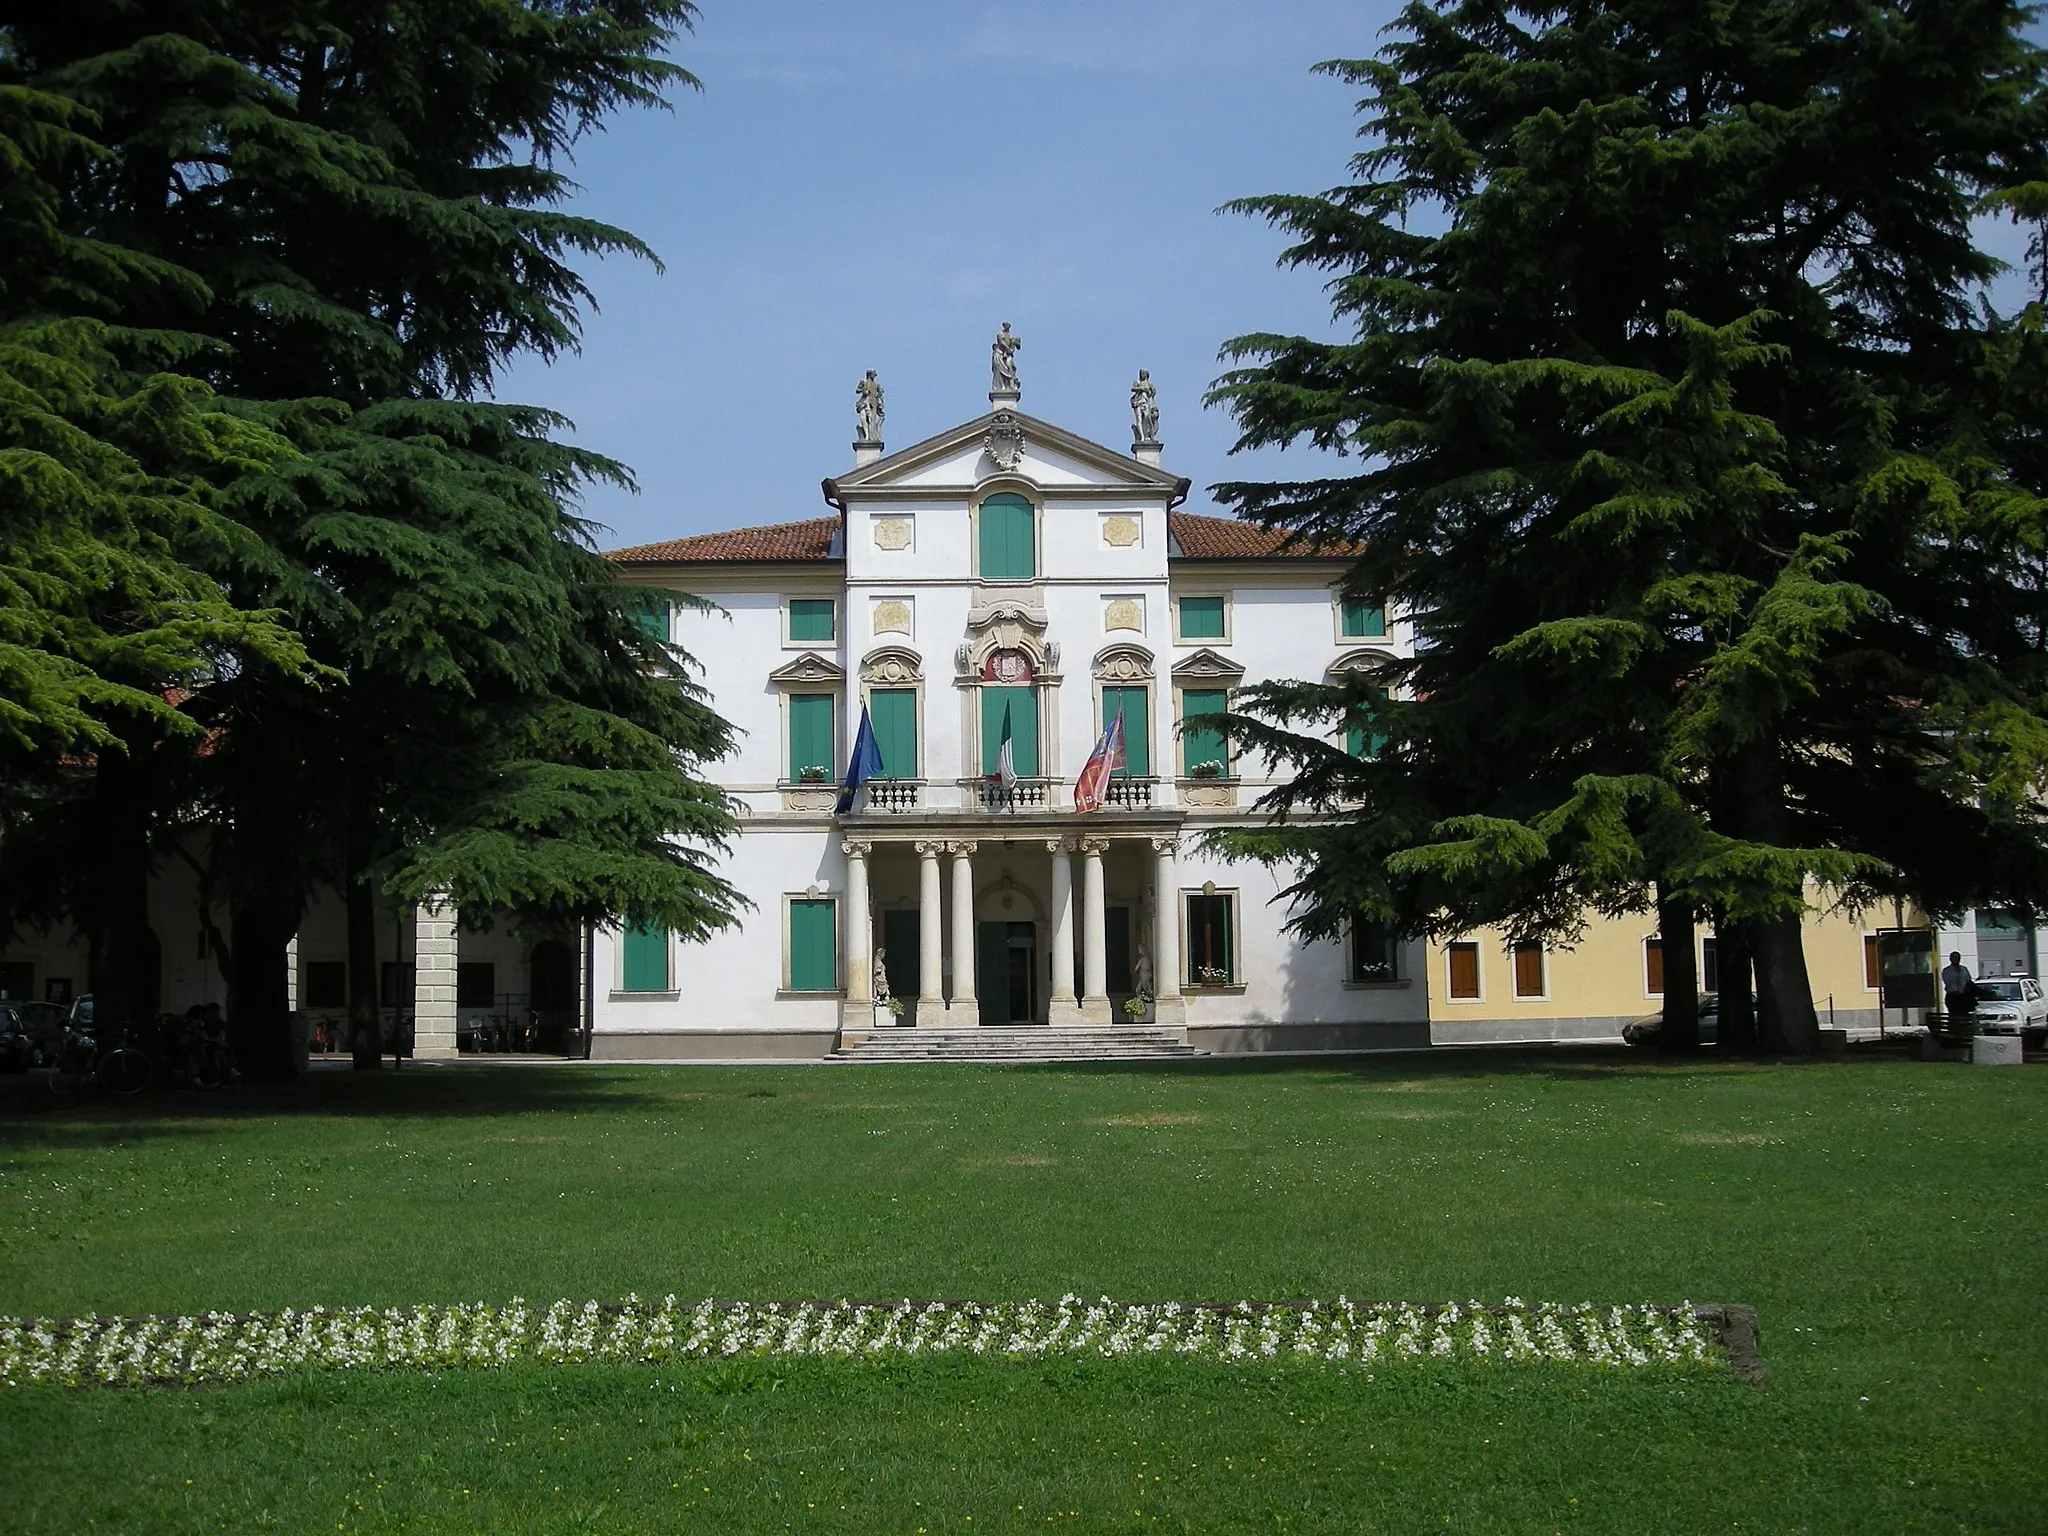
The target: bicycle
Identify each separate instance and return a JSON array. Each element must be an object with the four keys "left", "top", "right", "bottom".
[{"left": 49, "top": 1024, "right": 151, "bottom": 1096}]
